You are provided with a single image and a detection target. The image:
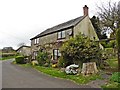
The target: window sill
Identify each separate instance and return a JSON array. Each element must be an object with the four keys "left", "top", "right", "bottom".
[{"left": 57, "top": 37, "right": 66, "bottom": 40}]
